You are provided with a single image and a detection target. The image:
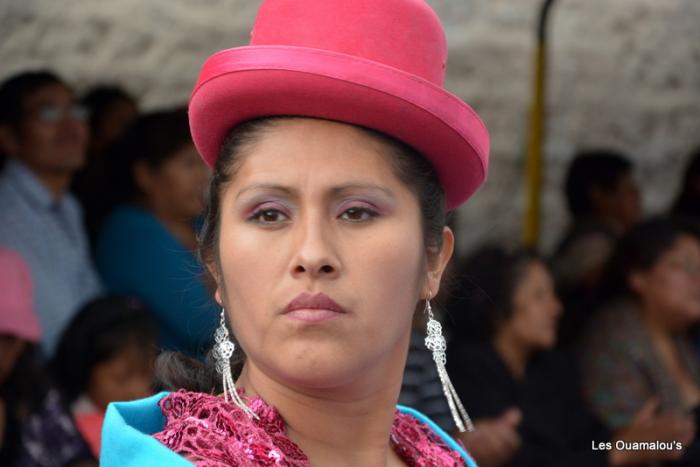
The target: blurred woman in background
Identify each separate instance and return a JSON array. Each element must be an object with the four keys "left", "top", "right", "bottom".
[
  {"left": 96, "top": 109, "right": 217, "bottom": 357},
  {"left": 581, "top": 218, "right": 700, "bottom": 464},
  {"left": 447, "top": 244, "right": 692, "bottom": 467}
]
